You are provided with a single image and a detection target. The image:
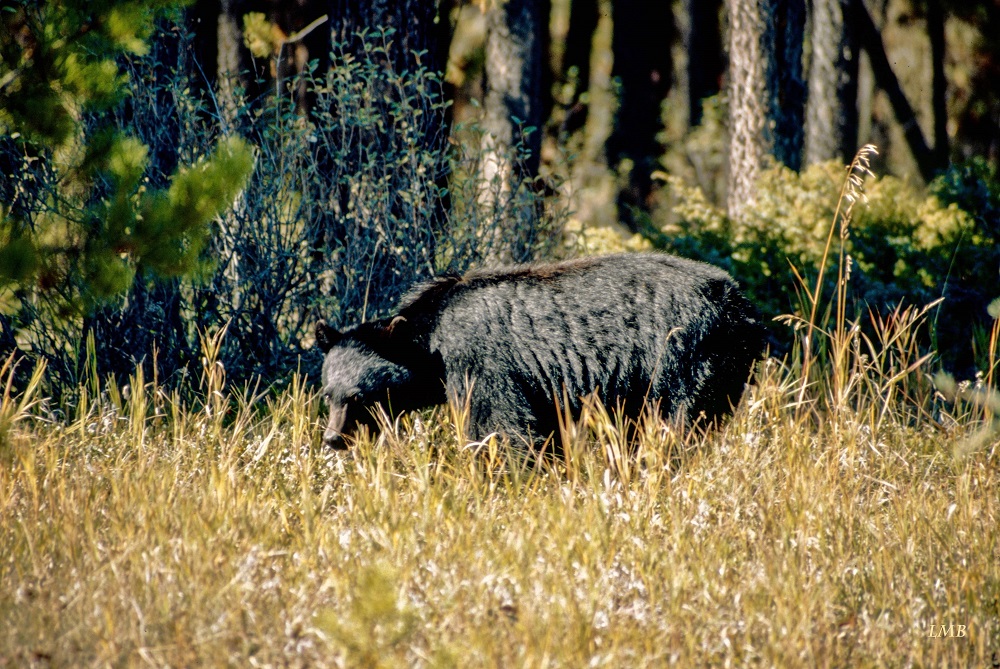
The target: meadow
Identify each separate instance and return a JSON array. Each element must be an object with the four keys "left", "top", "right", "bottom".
[
  {"left": 1, "top": 277, "right": 998, "bottom": 667},
  {"left": 3, "top": 7, "right": 999, "bottom": 666}
]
